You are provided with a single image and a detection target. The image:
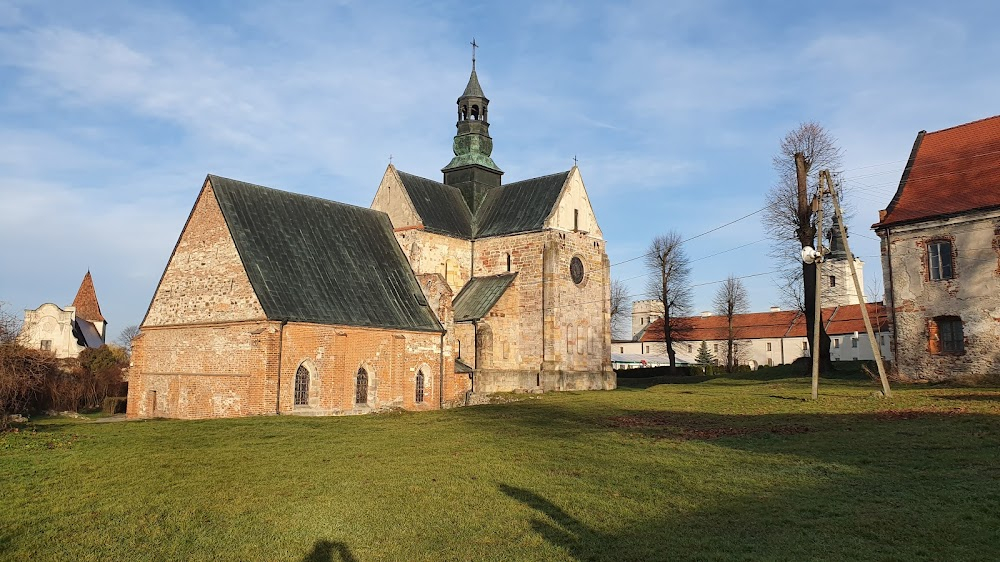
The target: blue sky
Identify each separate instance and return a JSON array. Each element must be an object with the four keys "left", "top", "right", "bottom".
[{"left": 2, "top": 0, "right": 999, "bottom": 340}]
